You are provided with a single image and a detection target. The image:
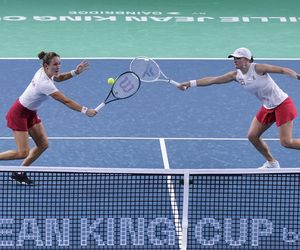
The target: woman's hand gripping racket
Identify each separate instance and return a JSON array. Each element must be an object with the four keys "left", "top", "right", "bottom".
[
  {"left": 95, "top": 71, "right": 141, "bottom": 111},
  {"left": 130, "top": 56, "right": 179, "bottom": 86}
]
